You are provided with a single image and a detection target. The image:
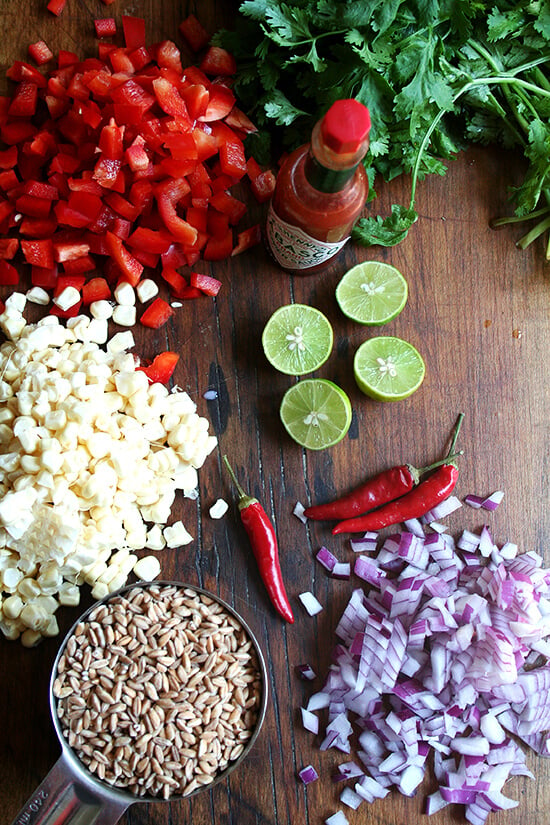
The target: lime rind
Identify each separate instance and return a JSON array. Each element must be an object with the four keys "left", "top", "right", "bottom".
[
  {"left": 353, "top": 336, "right": 425, "bottom": 401},
  {"left": 262, "top": 303, "right": 334, "bottom": 376},
  {"left": 336, "top": 261, "right": 408, "bottom": 325},
  {"left": 279, "top": 379, "right": 352, "bottom": 450}
]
